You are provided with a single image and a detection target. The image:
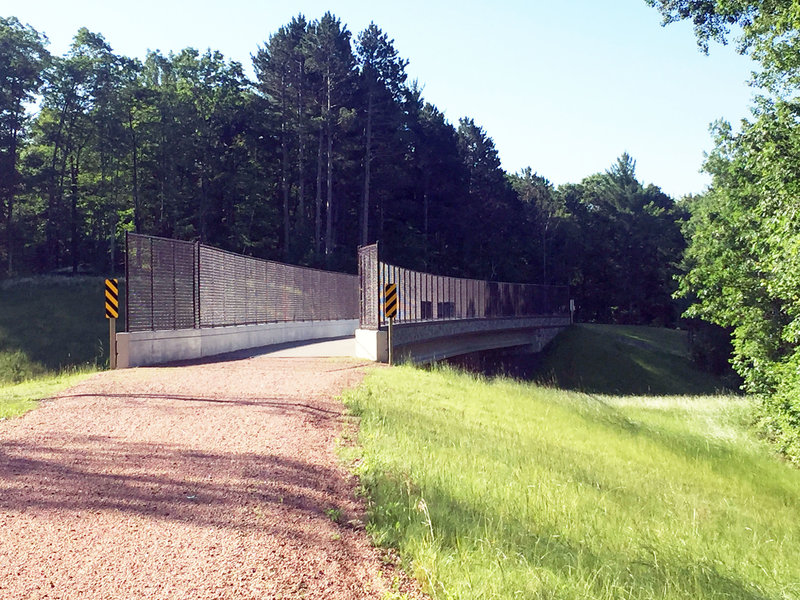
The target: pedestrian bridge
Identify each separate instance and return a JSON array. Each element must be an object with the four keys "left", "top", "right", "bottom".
[
  {"left": 116, "top": 235, "right": 570, "bottom": 368},
  {"left": 353, "top": 244, "right": 570, "bottom": 363}
]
